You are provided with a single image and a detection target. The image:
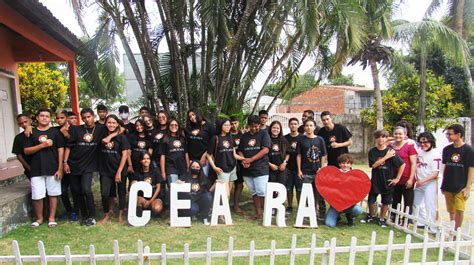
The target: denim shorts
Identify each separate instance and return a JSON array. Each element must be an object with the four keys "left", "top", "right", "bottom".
[{"left": 243, "top": 175, "right": 269, "bottom": 197}]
